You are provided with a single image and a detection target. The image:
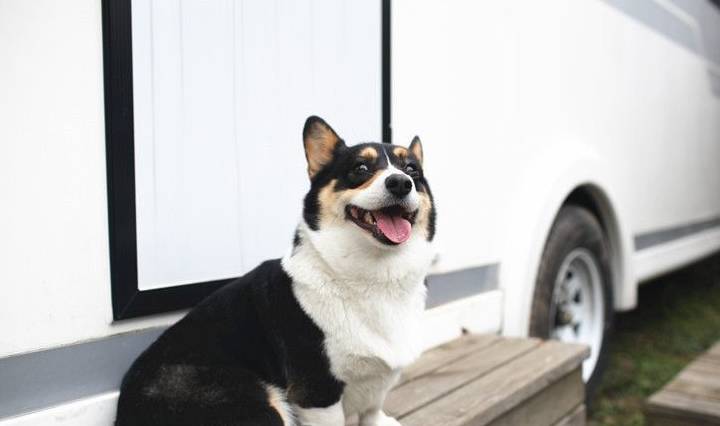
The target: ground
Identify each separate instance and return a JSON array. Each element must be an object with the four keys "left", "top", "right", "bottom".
[{"left": 589, "top": 252, "right": 720, "bottom": 425}]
